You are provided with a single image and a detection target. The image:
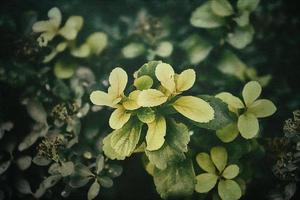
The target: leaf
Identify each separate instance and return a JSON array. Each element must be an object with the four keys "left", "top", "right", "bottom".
[
  {"left": 104, "top": 120, "right": 142, "bottom": 160},
  {"left": 155, "top": 41, "right": 173, "bottom": 57},
  {"left": 175, "top": 69, "right": 196, "bottom": 92},
  {"left": 109, "top": 106, "right": 131, "bottom": 129},
  {"left": 237, "top": 0, "right": 260, "bottom": 12},
  {"left": 218, "top": 180, "right": 242, "bottom": 200},
  {"left": 153, "top": 159, "right": 195, "bottom": 199},
  {"left": 54, "top": 60, "right": 76, "bottom": 79},
  {"left": 211, "top": 0, "right": 234, "bottom": 17},
  {"left": 146, "top": 119, "right": 190, "bottom": 169},
  {"left": 192, "top": 95, "right": 235, "bottom": 130},
  {"left": 234, "top": 11, "right": 250, "bottom": 27},
  {"left": 86, "top": 32, "right": 107, "bottom": 55},
  {"left": 215, "top": 92, "right": 244, "bottom": 112},
  {"left": 69, "top": 164, "right": 93, "bottom": 188},
  {"left": 122, "top": 42, "right": 145, "bottom": 58},
  {"left": 98, "top": 176, "right": 113, "bottom": 188},
  {"left": 134, "top": 75, "right": 153, "bottom": 90},
  {"left": 18, "top": 124, "right": 48, "bottom": 151},
  {"left": 109, "top": 67, "right": 128, "bottom": 98},
  {"left": 16, "top": 156, "right": 32, "bottom": 170},
  {"left": 26, "top": 99, "right": 47, "bottom": 123},
  {"left": 248, "top": 99, "right": 276, "bottom": 118},
  {"left": 217, "top": 50, "right": 247, "bottom": 81},
  {"left": 216, "top": 123, "right": 239, "bottom": 143},
  {"left": 190, "top": 2, "right": 225, "bottom": 28},
  {"left": 69, "top": 175, "right": 91, "bottom": 188},
  {"left": 226, "top": 25, "right": 254, "bottom": 49},
  {"left": 48, "top": 163, "right": 60, "bottom": 175},
  {"left": 196, "top": 153, "right": 216, "bottom": 174},
  {"left": 195, "top": 173, "right": 218, "bottom": 193},
  {"left": 135, "top": 61, "right": 162, "bottom": 80},
  {"left": 0, "top": 160, "right": 11, "bottom": 175},
  {"left": 32, "top": 155, "right": 51, "bottom": 166},
  {"left": 211, "top": 146, "right": 228, "bottom": 172},
  {"left": 181, "top": 34, "right": 213, "bottom": 64},
  {"left": 138, "top": 89, "right": 168, "bottom": 107},
  {"left": 90, "top": 90, "right": 114, "bottom": 107},
  {"left": 173, "top": 96, "right": 214, "bottom": 123},
  {"left": 137, "top": 107, "right": 156, "bottom": 123},
  {"left": 96, "top": 155, "right": 105, "bottom": 174},
  {"left": 238, "top": 113, "right": 259, "bottom": 139},
  {"left": 15, "top": 178, "right": 32, "bottom": 194},
  {"left": 76, "top": 163, "right": 94, "bottom": 177},
  {"left": 155, "top": 63, "right": 175, "bottom": 93},
  {"left": 222, "top": 164, "right": 239, "bottom": 179},
  {"left": 32, "top": 7, "right": 61, "bottom": 32},
  {"left": 87, "top": 180, "right": 100, "bottom": 200},
  {"left": 123, "top": 90, "right": 141, "bottom": 110},
  {"left": 102, "top": 134, "right": 125, "bottom": 160},
  {"left": 42, "top": 175, "right": 61, "bottom": 189},
  {"left": 242, "top": 81, "right": 262, "bottom": 106},
  {"left": 71, "top": 43, "right": 91, "bottom": 58},
  {"left": 59, "top": 161, "right": 75, "bottom": 177},
  {"left": 59, "top": 16, "right": 83, "bottom": 40},
  {"left": 146, "top": 115, "right": 166, "bottom": 151}
]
